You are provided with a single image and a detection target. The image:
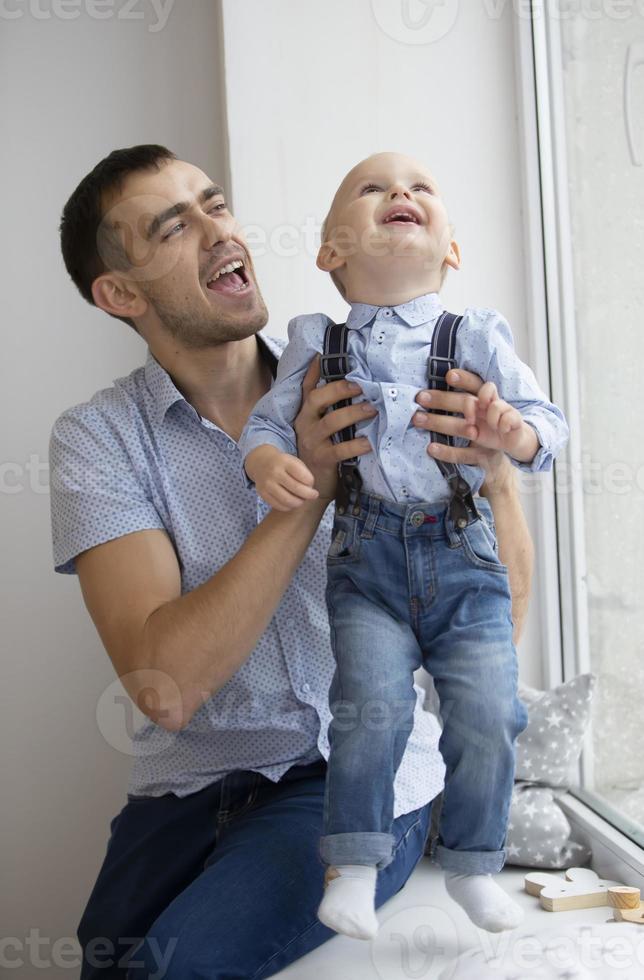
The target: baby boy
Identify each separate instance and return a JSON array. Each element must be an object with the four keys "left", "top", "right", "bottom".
[{"left": 239, "top": 153, "right": 568, "bottom": 940}]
